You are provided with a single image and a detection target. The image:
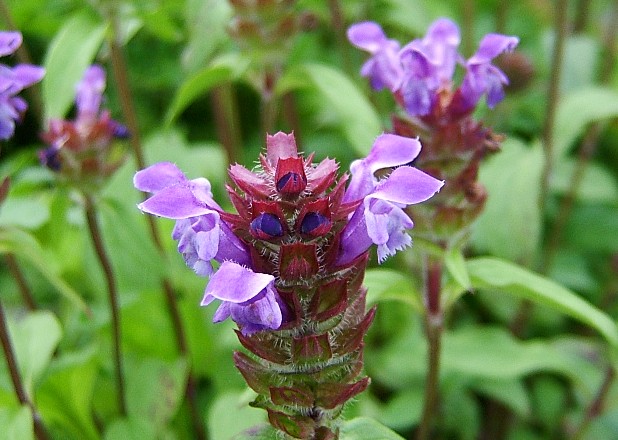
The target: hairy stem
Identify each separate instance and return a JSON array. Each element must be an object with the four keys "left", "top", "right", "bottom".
[
  {"left": 0, "top": 301, "right": 51, "bottom": 440},
  {"left": 416, "top": 256, "right": 443, "bottom": 440},
  {"left": 83, "top": 194, "right": 126, "bottom": 416},
  {"left": 4, "top": 254, "right": 36, "bottom": 311}
]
